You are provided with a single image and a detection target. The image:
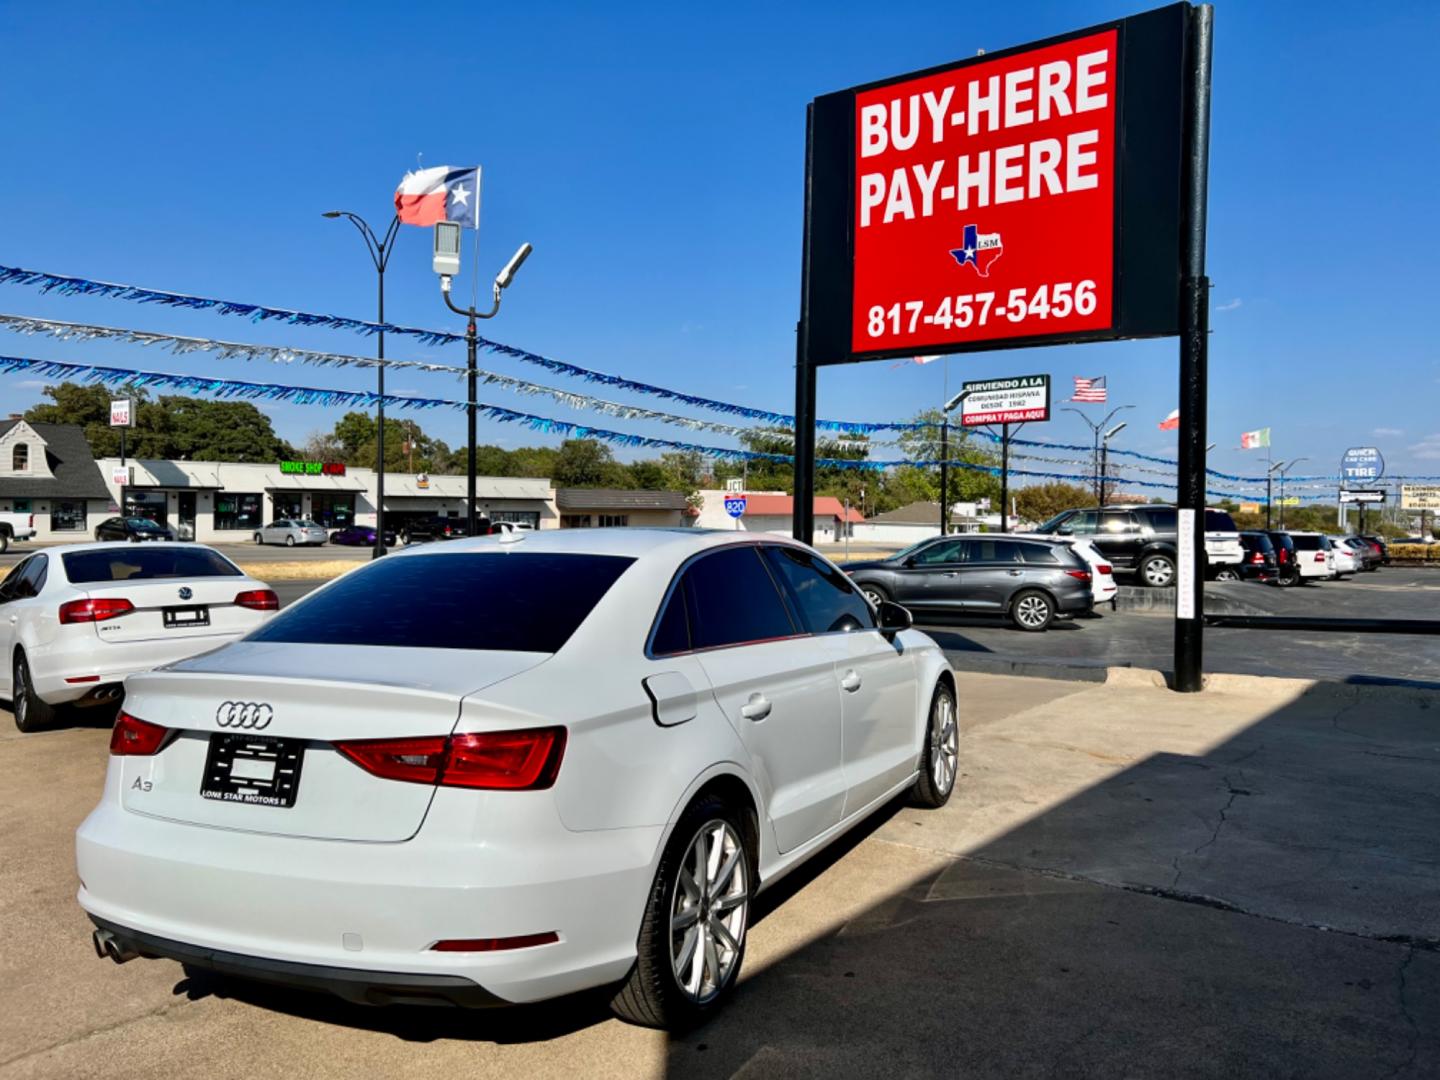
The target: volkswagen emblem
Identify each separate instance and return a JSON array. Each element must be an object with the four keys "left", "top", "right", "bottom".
[
  {"left": 178, "top": 586, "right": 193, "bottom": 600},
  {"left": 216, "top": 701, "right": 273, "bottom": 730}
]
